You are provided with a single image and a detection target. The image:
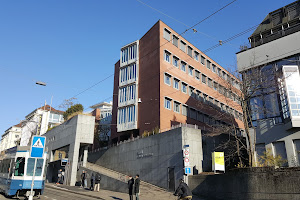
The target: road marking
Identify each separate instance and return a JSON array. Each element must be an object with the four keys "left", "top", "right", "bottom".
[{"left": 44, "top": 196, "right": 49, "bottom": 198}]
